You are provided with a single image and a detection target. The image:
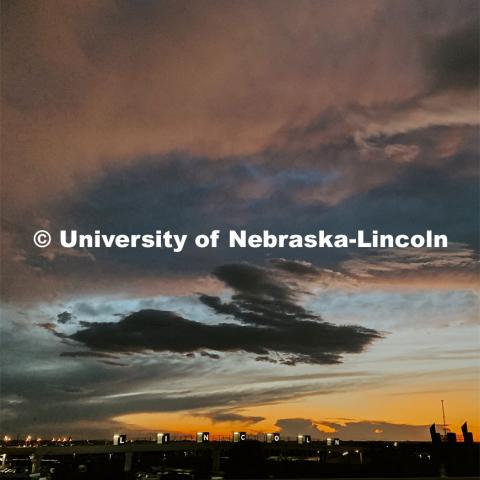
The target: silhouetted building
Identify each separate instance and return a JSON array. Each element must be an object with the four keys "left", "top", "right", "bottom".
[
  {"left": 446, "top": 432, "right": 457, "bottom": 443},
  {"left": 462, "top": 422, "right": 474, "bottom": 444},
  {"left": 430, "top": 424, "right": 441, "bottom": 444}
]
